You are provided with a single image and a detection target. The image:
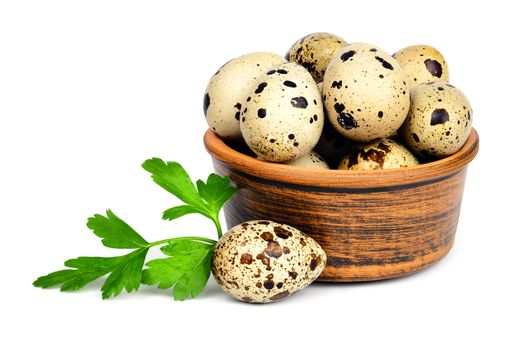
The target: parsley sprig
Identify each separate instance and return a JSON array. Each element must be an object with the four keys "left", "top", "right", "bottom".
[
  {"left": 33, "top": 158, "right": 237, "bottom": 301},
  {"left": 142, "top": 158, "right": 237, "bottom": 237}
]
